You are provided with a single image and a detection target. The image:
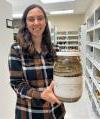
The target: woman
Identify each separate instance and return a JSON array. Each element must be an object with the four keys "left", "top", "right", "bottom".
[{"left": 8, "top": 4, "right": 65, "bottom": 119}]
